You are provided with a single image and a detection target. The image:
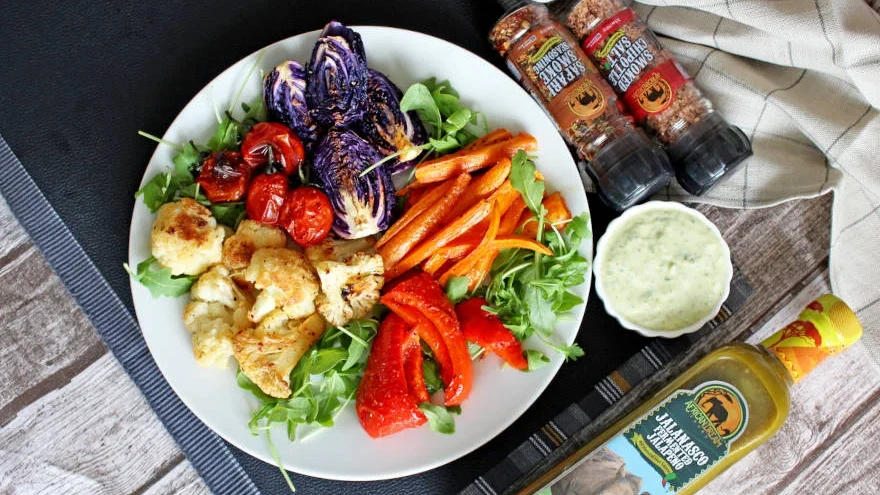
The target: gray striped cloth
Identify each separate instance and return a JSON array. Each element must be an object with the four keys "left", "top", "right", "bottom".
[{"left": 461, "top": 268, "right": 752, "bottom": 495}]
